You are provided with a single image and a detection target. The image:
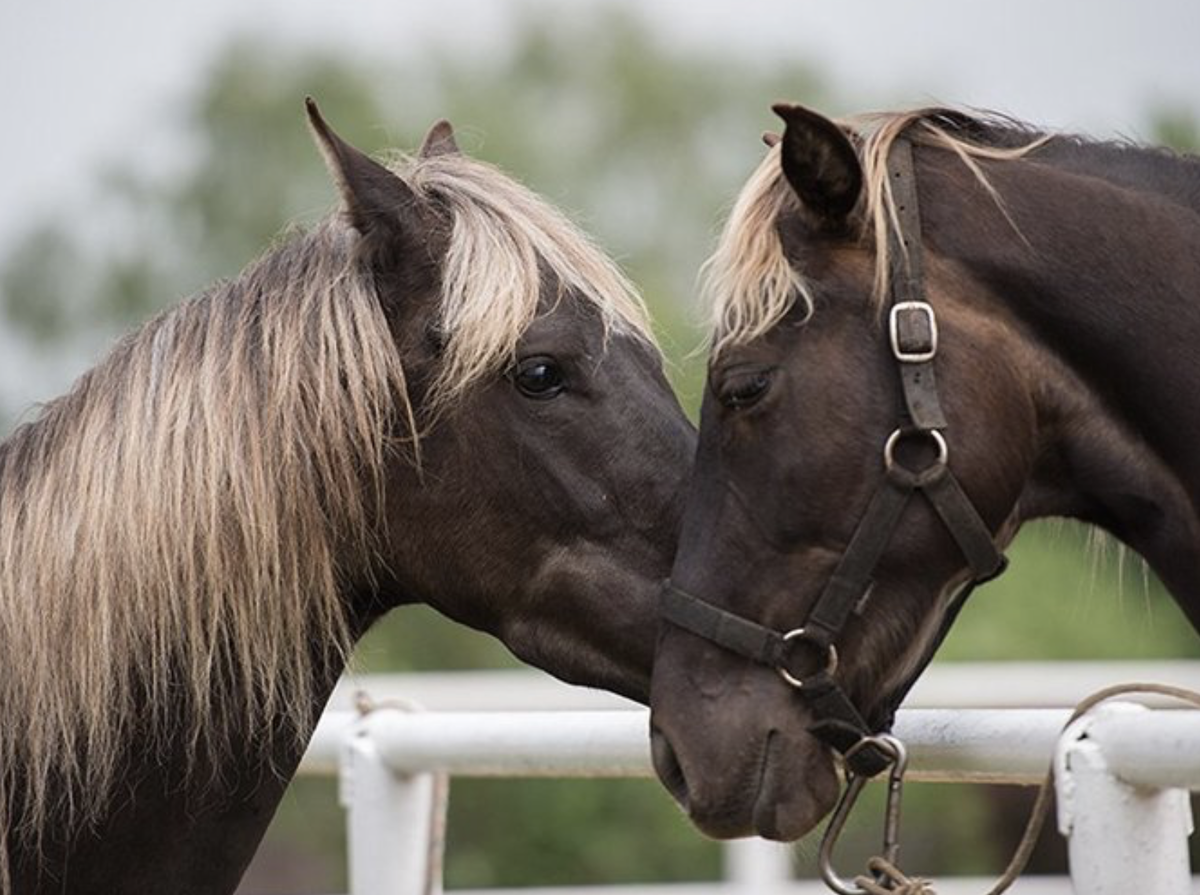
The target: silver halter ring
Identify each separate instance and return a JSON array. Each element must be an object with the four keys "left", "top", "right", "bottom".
[
  {"left": 883, "top": 427, "right": 948, "bottom": 473},
  {"left": 777, "top": 627, "right": 839, "bottom": 689}
]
